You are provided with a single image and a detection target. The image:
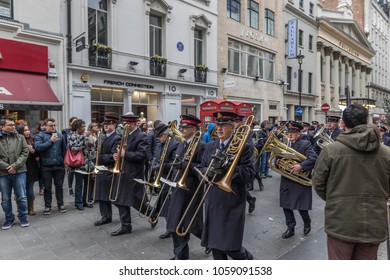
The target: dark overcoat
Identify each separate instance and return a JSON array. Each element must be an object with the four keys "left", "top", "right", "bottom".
[
  {"left": 153, "top": 137, "right": 179, "bottom": 217},
  {"left": 166, "top": 139, "right": 205, "bottom": 237},
  {"left": 200, "top": 139, "right": 255, "bottom": 251},
  {"left": 112, "top": 128, "right": 147, "bottom": 208},
  {"left": 279, "top": 138, "right": 317, "bottom": 210},
  {"left": 95, "top": 132, "right": 121, "bottom": 202}
]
